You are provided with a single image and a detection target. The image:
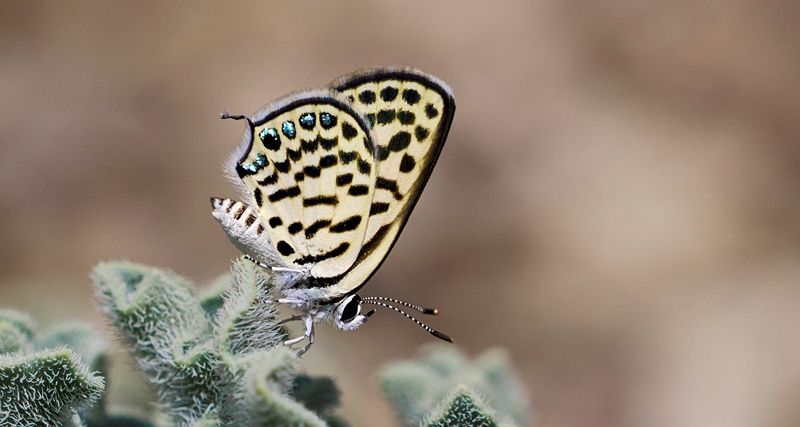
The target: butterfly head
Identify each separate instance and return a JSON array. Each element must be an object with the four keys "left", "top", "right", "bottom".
[{"left": 333, "top": 294, "right": 375, "bottom": 331}]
